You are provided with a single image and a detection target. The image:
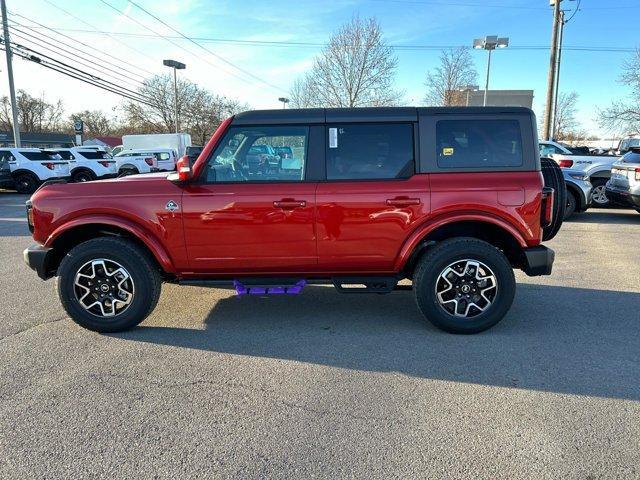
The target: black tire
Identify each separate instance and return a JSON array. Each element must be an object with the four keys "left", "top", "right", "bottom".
[
  {"left": 57, "top": 237, "right": 161, "bottom": 333},
  {"left": 14, "top": 172, "right": 39, "bottom": 194},
  {"left": 540, "top": 157, "right": 566, "bottom": 241},
  {"left": 590, "top": 178, "right": 610, "bottom": 207},
  {"left": 413, "top": 237, "right": 516, "bottom": 334},
  {"left": 118, "top": 168, "right": 137, "bottom": 178},
  {"left": 72, "top": 169, "right": 96, "bottom": 183},
  {"left": 564, "top": 189, "right": 577, "bottom": 220}
]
